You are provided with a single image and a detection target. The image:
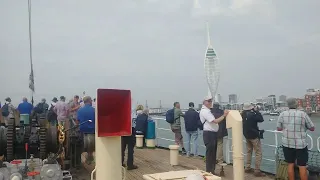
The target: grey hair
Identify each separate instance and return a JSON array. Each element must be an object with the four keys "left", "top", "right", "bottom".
[
  {"left": 143, "top": 108, "right": 149, "bottom": 114},
  {"left": 22, "top": 97, "right": 28, "bottom": 102},
  {"left": 287, "top": 98, "right": 297, "bottom": 109},
  {"left": 83, "top": 96, "right": 92, "bottom": 104}
]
